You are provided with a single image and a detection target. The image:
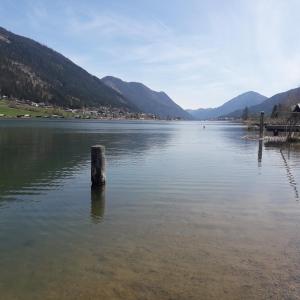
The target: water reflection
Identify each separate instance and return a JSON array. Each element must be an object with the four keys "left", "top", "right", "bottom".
[
  {"left": 258, "top": 140, "right": 263, "bottom": 166},
  {"left": 280, "top": 148, "right": 299, "bottom": 200},
  {"left": 90, "top": 187, "right": 106, "bottom": 223},
  {"left": 2, "top": 120, "right": 300, "bottom": 299},
  {"left": 0, "top": 120, "right": 173, "bottom": 199}
]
